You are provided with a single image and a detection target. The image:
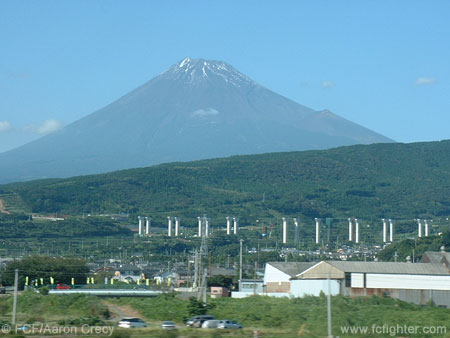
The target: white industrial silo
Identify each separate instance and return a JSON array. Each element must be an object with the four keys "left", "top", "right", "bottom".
[
  {"left": 167, "top": 216, "right": 173, "bottom": 237},
  {"left": 205, "top": 218, "right": 210, "bottom": 237},
  {"left": 138, "top": 216, "right": 143, "bottom": 236},
  {"left": 389, "top": 219, "right": 394, "bottom": 242},
  {"left": 282, "top": 217, "right": 287, "bottom": 244},
  {"left": 348, "top": 218, "right": 353, "bottom": 242},
  {"left": 355, "top": 218, "right": 360, "bottom": 244},
  {"left": 226, "top": 216, "right": 231, "bottom": 235},
  {"left": 293, "top": 218, "right": 299, "bottom": 244},
  {"left": 175, "top": 217, "right": 180, "bottom": 237},
  {"left": 382, "top": 218, "right": 387, "bottom": 243},
  {"left": 315, "top": 218, "right": 320, "bottom": 244},
  {"left": 416, "top": 219, "right": 422, "bottom": 238},
  {"left": 145, "top": 216, "right": 151, "bottom": 236}
]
